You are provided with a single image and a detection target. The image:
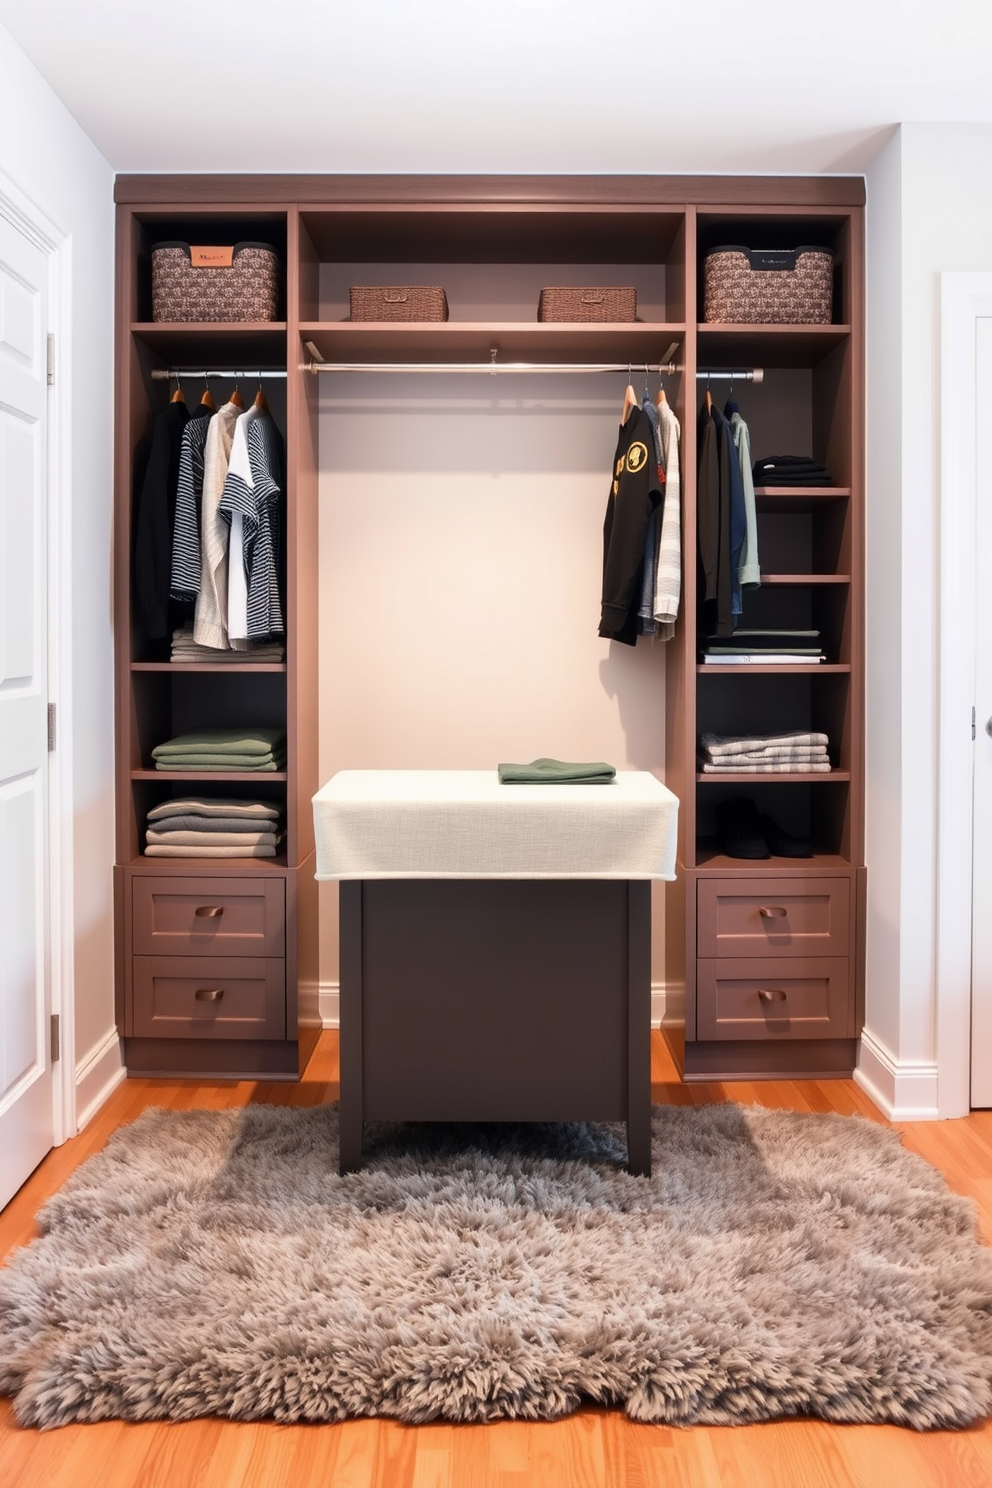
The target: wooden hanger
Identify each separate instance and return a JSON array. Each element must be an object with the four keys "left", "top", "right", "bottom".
[
  {"left": 200, "top": 375, "right": 216, "bottom": 411},
  {"left": 704, "top": 386, "right": 712, "bottom": 413},
  {"left": 229, "top": 384, "right": 245, "bottom": 410},
  {"left": 170, "top": 374, "right": 186, "bottom": 405},
  {"left": 254, "top": 383, "right": 269, "bottom": 414},
  {"left": 621, "top": 382, "right": 638, "bottom": 425}
]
